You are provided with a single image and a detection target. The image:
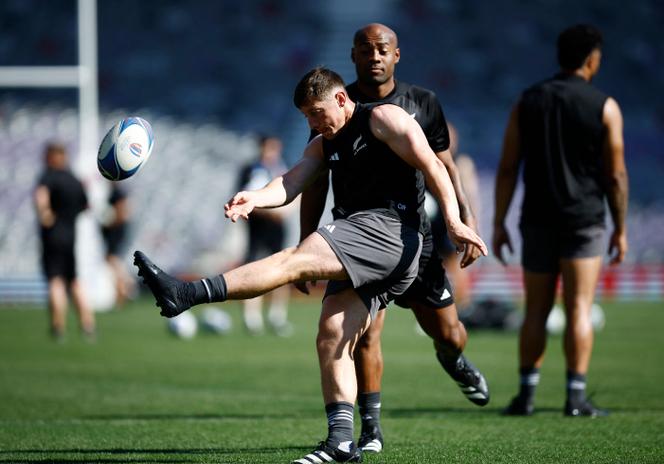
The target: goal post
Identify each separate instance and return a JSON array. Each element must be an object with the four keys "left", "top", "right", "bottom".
[{"left": 0, "top": 0, "right": 115, "bottom": 309}]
